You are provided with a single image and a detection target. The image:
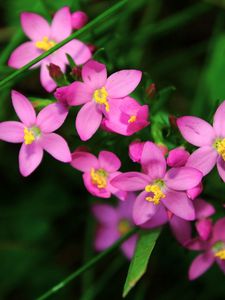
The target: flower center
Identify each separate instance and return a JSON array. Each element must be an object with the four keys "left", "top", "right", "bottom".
[
  {"left": 90, "top": 168, "right": 108, "bottom": 189},
  {"left": 93, "top": 87, "right": 110, "bottom": 112},
  {"left": 24, "top": 127, "right": 41, "bottom": 145},
  {"left": 214, "top": 138, "right": 225, "bottom": 161},
  {"left": 212, "top": 241, "right": 225, "bottom": 260},
  {"left": 145, "top": 180, "right": 165, "bottom": 205},
  {"left": 35, "top": 36, "right": 56, "bottom": 51},
  {"left": 128, "top": 115, "right": 137, "bottom": 123},
  {"left": 118, "top": 219, "right": 132, "bottom": 235}
]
